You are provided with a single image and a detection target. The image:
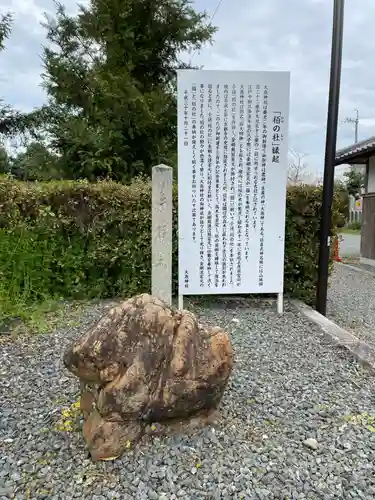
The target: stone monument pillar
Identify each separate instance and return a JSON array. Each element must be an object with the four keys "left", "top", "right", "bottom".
[{"left": 152, "top": 164, "right": 173, "bottom": 305}]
